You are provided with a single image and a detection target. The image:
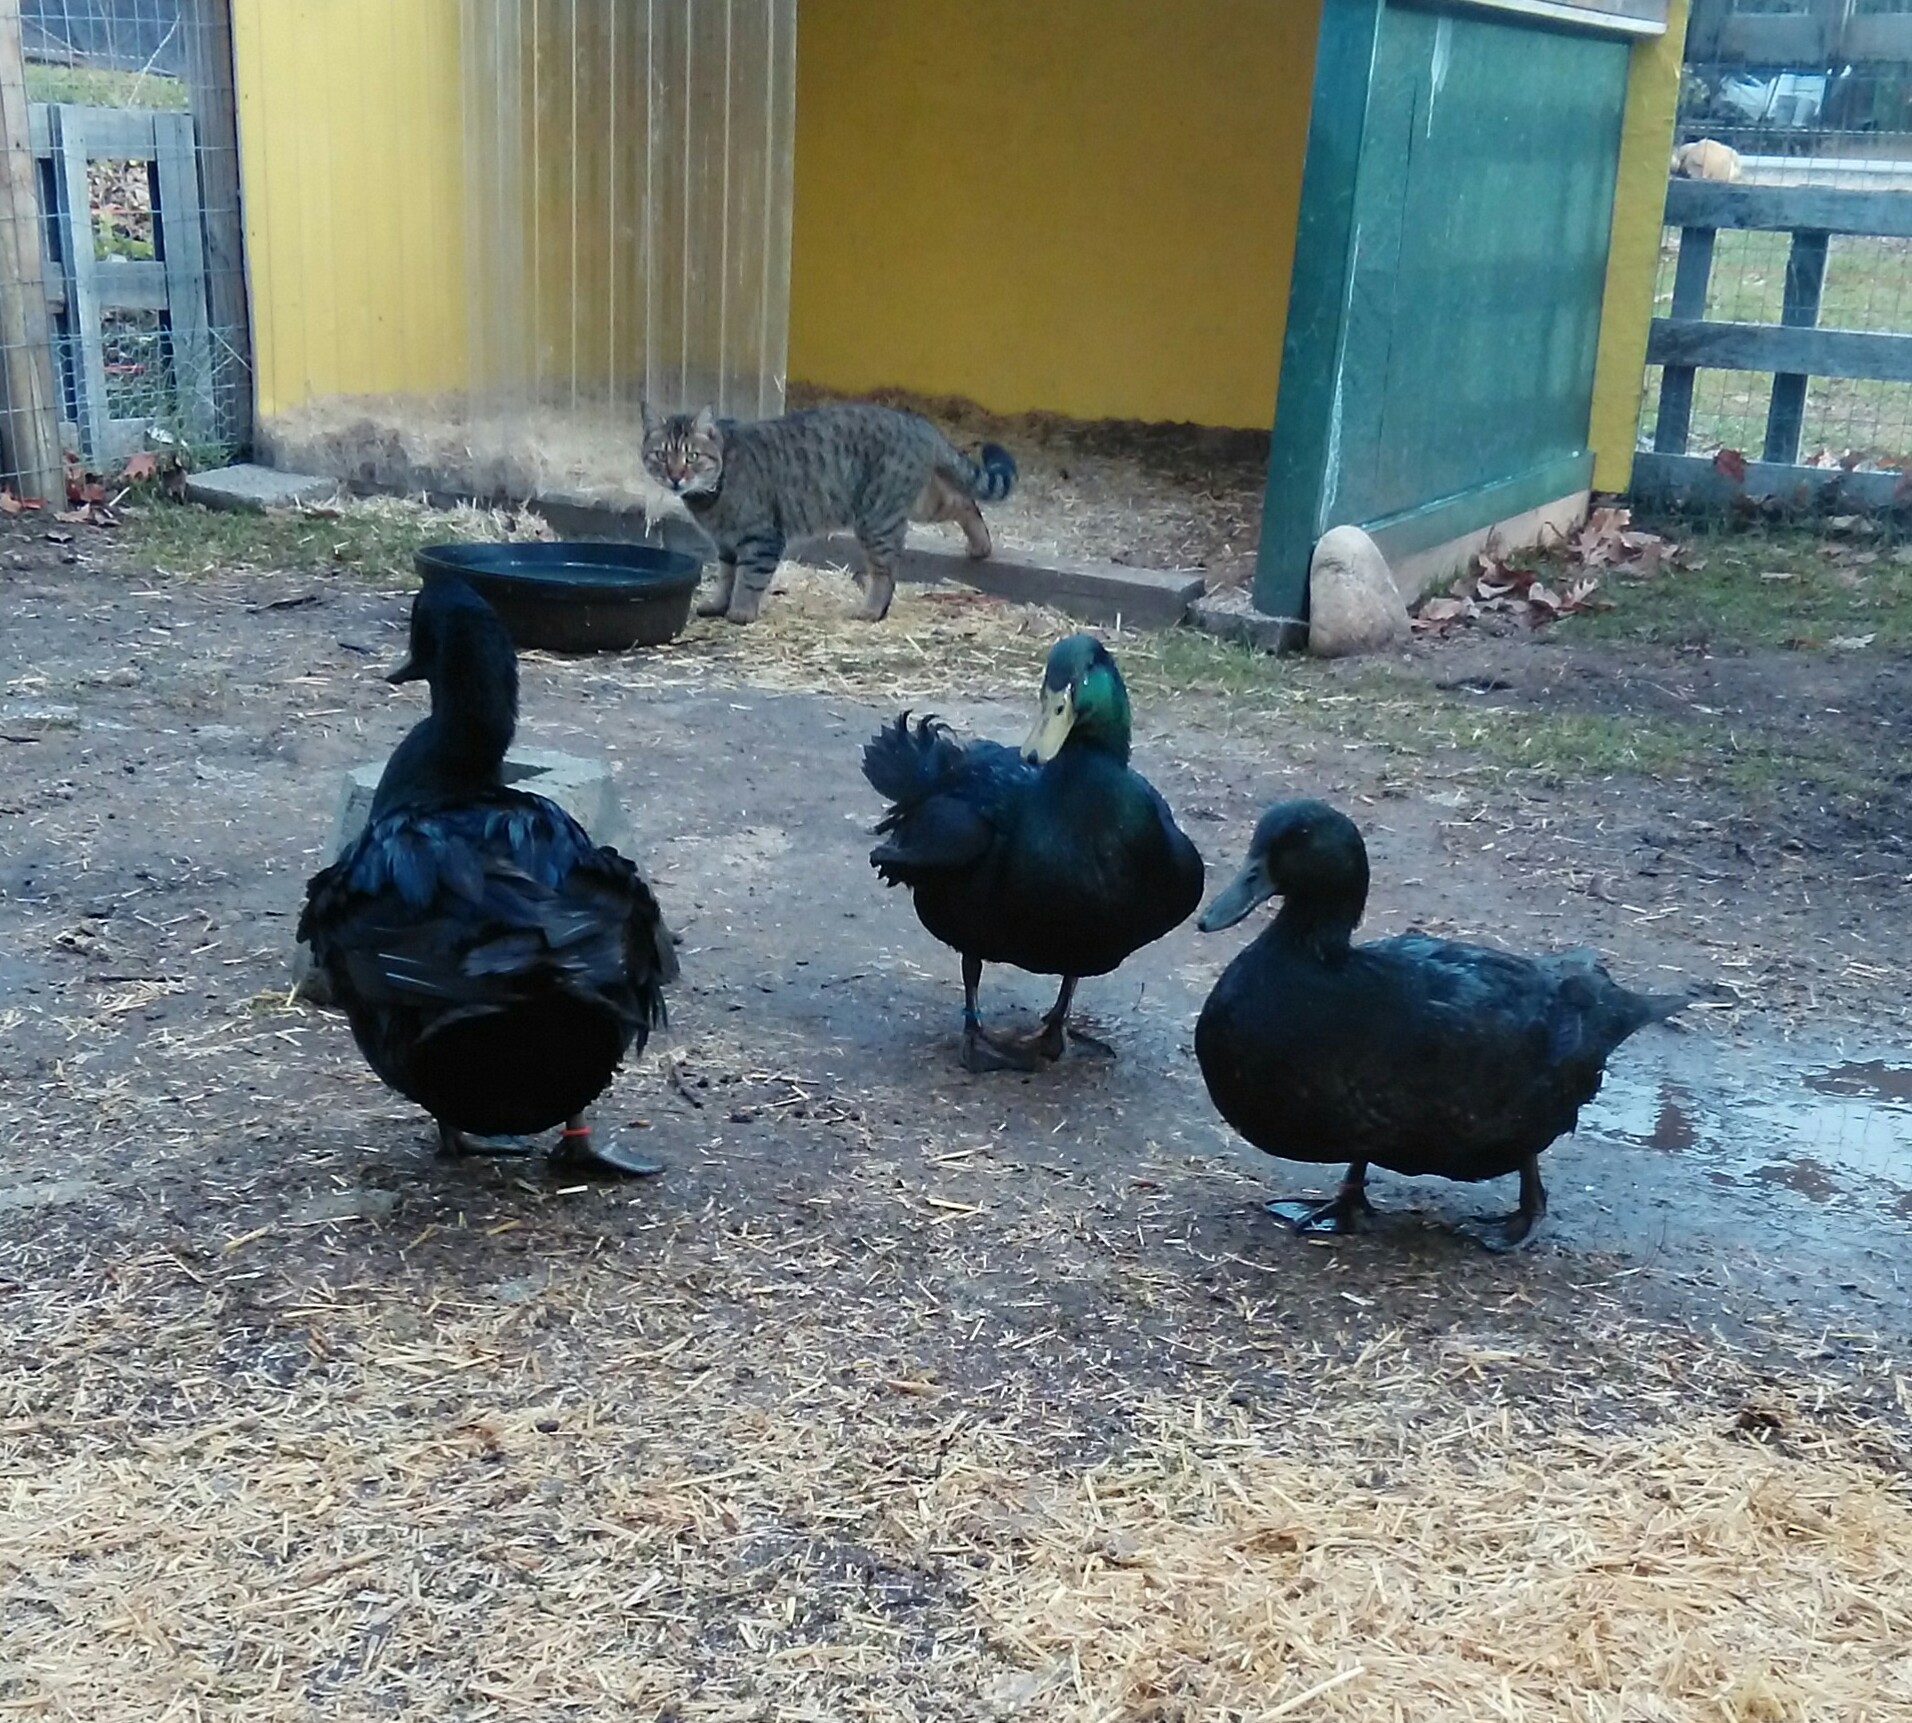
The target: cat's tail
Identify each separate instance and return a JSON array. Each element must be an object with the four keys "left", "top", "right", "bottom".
[{"left": 940, "top": 440, "right": 1018, "bottom": 503}]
